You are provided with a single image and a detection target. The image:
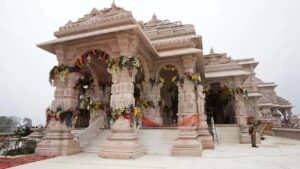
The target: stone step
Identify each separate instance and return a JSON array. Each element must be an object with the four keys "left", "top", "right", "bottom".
[{"left": 215, "top": 125, "right": 240, "bottom": 143}]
